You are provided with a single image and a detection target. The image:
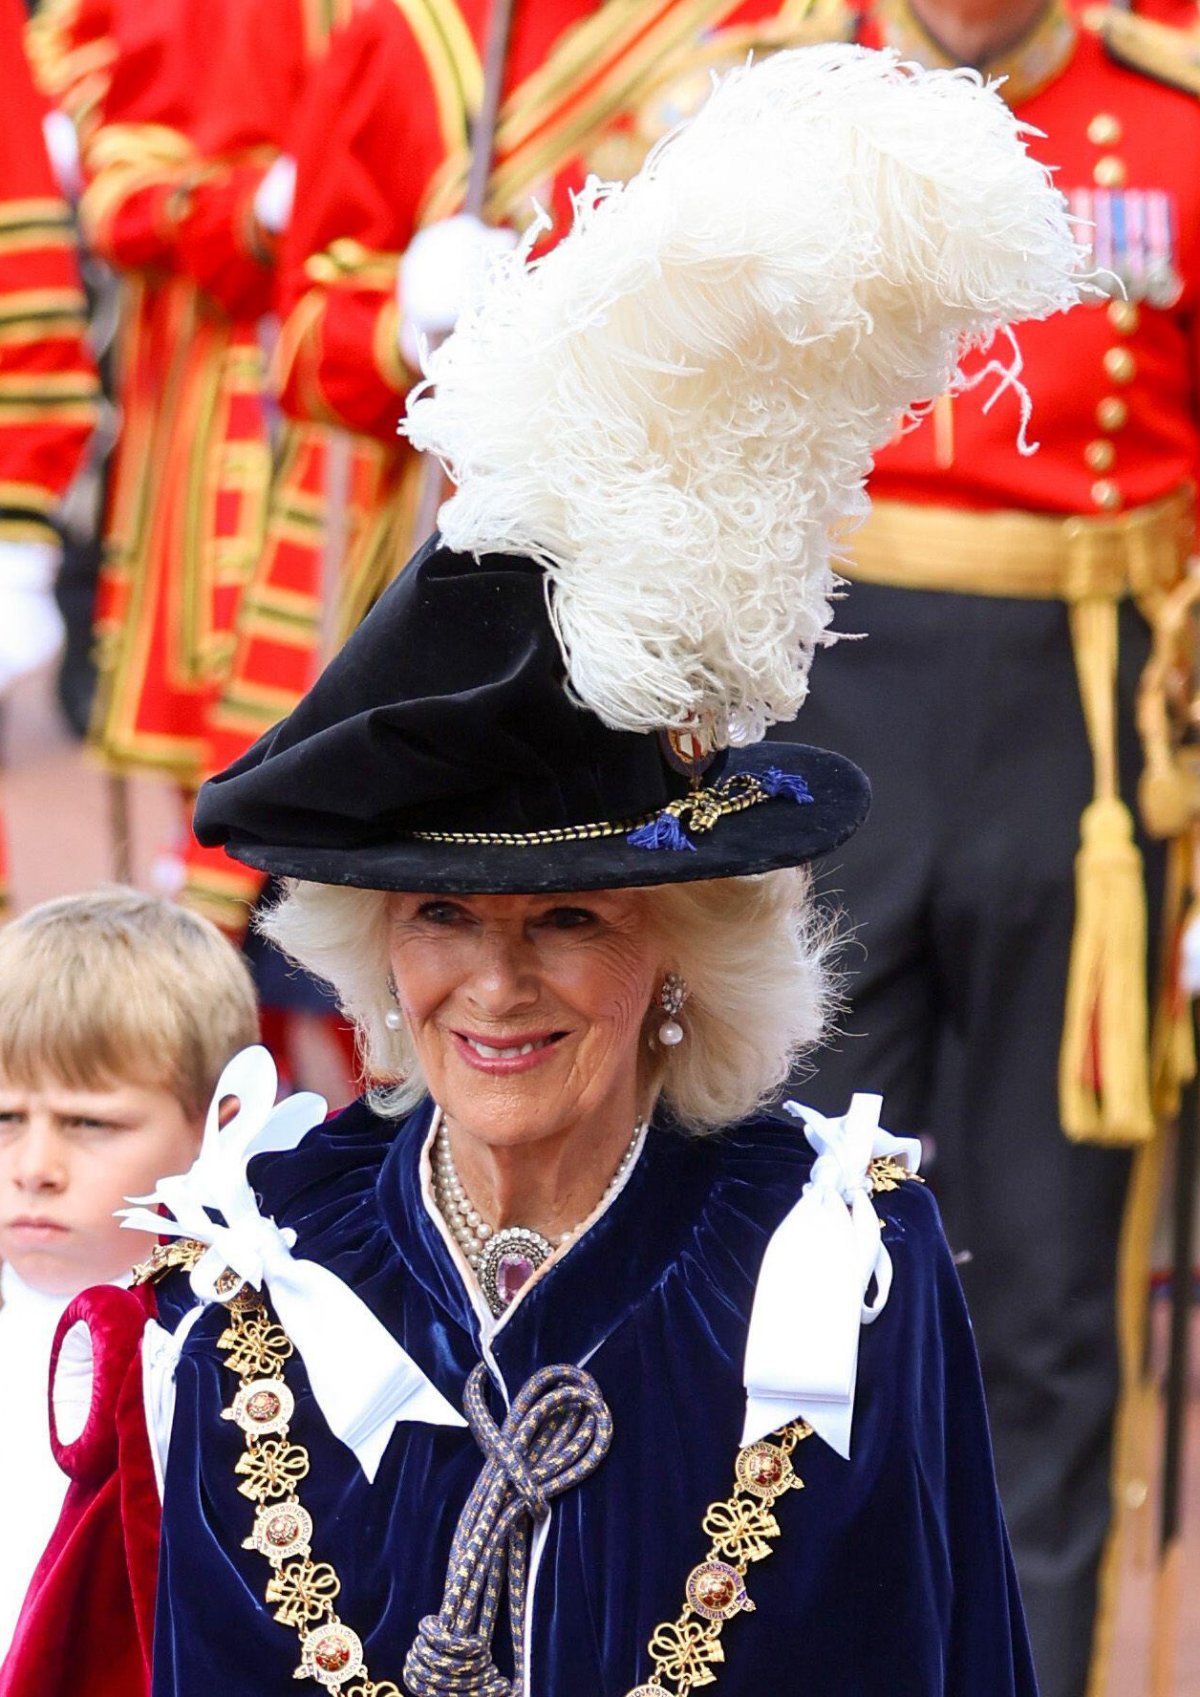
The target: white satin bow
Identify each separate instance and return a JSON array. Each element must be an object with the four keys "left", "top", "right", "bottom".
[
  {"left": 741, "top": 1093, "right": 921, "bottom": 1459},
  {"left": 121, "top": 1045, "right": 466, "bottom": 1481}
]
